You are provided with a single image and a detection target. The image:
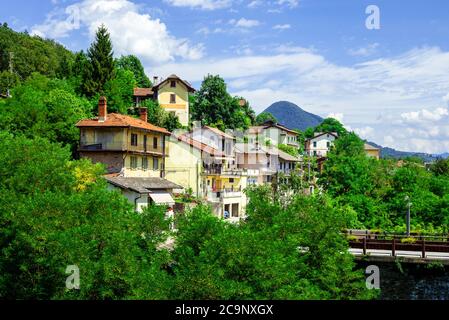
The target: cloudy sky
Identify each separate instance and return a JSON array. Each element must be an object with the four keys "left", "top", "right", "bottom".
[{"left": 2, "top": 0, "right": 449, "bottom": 154}]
